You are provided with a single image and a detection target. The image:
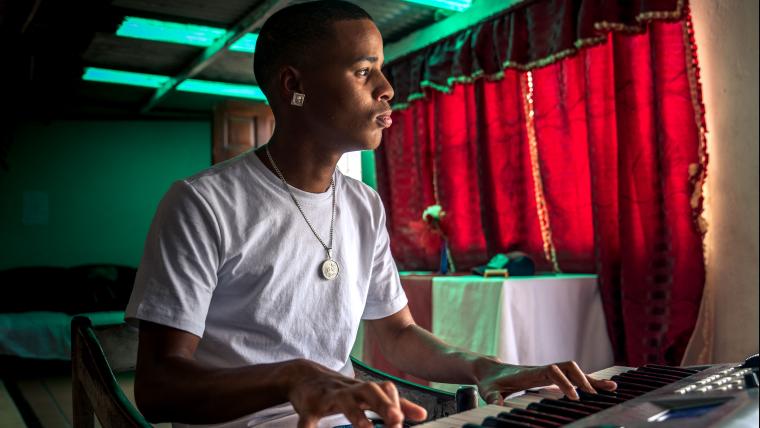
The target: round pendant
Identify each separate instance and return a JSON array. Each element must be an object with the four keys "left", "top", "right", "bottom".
[{"left": 321, "top": 258, "right": 339, "bottom": 280}]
